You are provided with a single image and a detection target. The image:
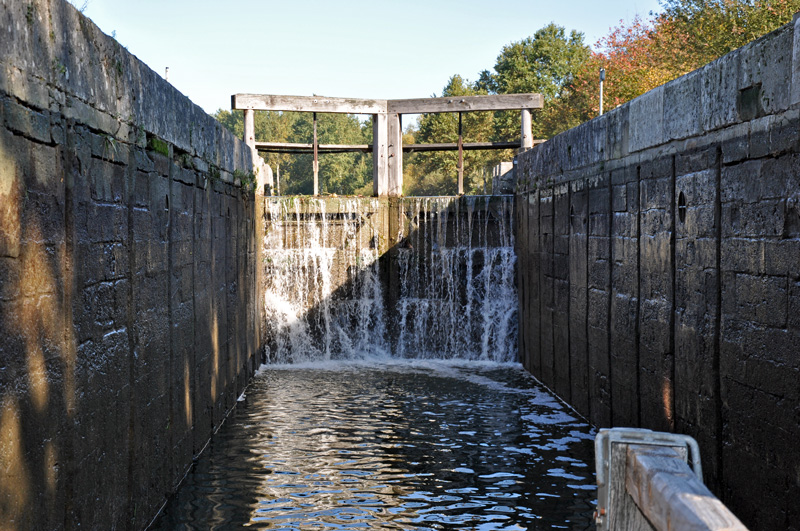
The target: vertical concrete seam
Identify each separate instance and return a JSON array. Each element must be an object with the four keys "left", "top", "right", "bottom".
[
  {"left": 669, "top": 154, "right": 677, "bottom": 431},
  {"left": 537, "top": 189, "right": 543, "bottom": 374},
  {"left": 62, "top": 118, "right": 76, "bottom": 531},
  {"left": 167, "top": 147, "right": 175, "bottom": 492},
  {"left": 636, "top": 166, "right": 643, "bottom": 427},
  {"left": 713, "top": 145, "right": 724, "bottom": 493},
  {"left": 125, "top": 131, "right": 138, "bottom": 527},
  {"left": 566, "top": 185, "right": 572, "bottom": 404},
  {"left": 607, "top": 171, "right": 614, "bottom": 424},
  {"left": 190, "top": 164, "right": 198, "bottom": 448},
  {"left": 585, "top": 178, "right": 592, "bottom": 423},
  {"left": 551, "top": 190, "right": 556, "bottom": 387}
]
